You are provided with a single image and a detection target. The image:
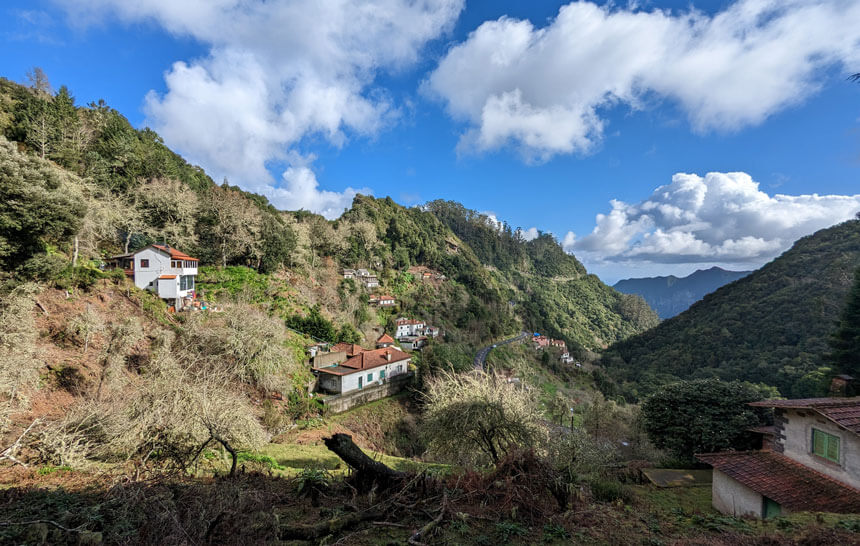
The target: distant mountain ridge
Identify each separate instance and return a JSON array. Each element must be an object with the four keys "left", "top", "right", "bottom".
[
  {"left": 614, "top": 267, "right": 752, "bottom": 319},
  {"left": 600, "top": 218, "right": 860, "bottom": 400}
]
